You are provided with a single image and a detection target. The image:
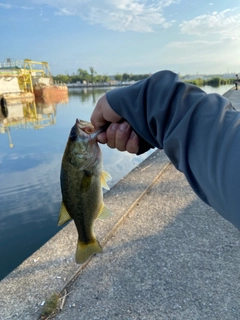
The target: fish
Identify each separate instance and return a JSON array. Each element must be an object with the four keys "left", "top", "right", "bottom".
[{"left": 58, "top": 119, "right": 112, "bottom": 264}]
